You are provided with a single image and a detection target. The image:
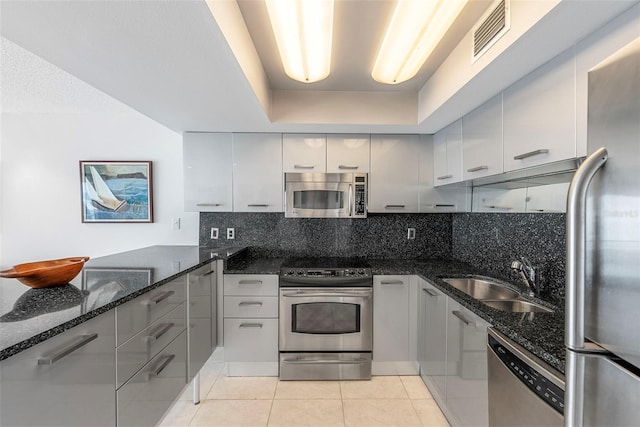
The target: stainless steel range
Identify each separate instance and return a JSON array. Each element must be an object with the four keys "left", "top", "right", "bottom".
[{"left": 279, "top": 258, "right": 373, "bottom": 380}]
